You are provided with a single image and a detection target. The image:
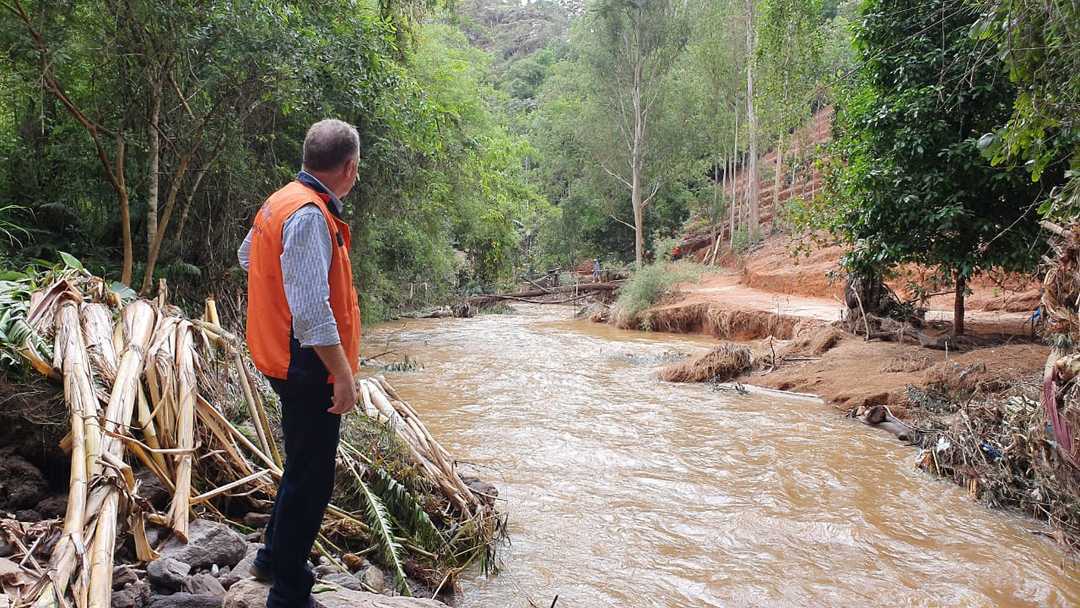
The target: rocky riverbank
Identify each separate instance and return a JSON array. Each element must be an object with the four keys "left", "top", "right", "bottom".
[{"left": 0, "top": 266, "right": 502, "bottom": 607}]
